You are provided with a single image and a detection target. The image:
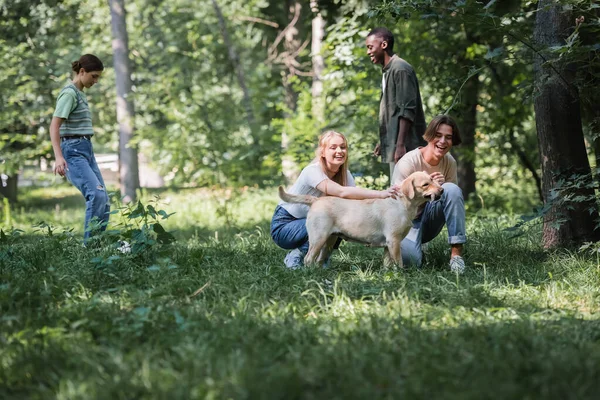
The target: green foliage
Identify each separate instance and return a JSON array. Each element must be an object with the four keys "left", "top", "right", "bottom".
[
  {"left": 505, "top": 169, "right": 600, "bottom": 236},
  {"left": 1, "top": 0, "right": 599, "bottom": 217},
  {"left": 0, "top": 0, "right": 83, "bottom": 174}
]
